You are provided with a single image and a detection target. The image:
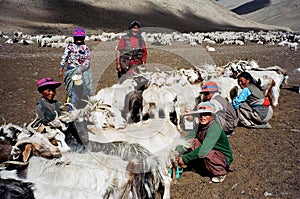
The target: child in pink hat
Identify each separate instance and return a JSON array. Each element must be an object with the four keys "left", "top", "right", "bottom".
[
  {"left": 59, "top": 28, "right": 94, "bottom": 110},
  {"left": 35, "top": 77, "right": 62, "bottom": 125}
]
